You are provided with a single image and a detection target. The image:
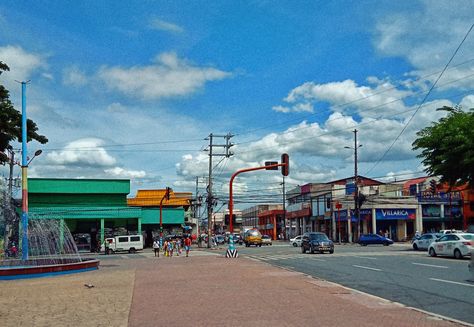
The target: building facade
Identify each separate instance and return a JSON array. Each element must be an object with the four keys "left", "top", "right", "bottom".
[{"left": 28, "top": 179, "right": 188, "bottom": 251}]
